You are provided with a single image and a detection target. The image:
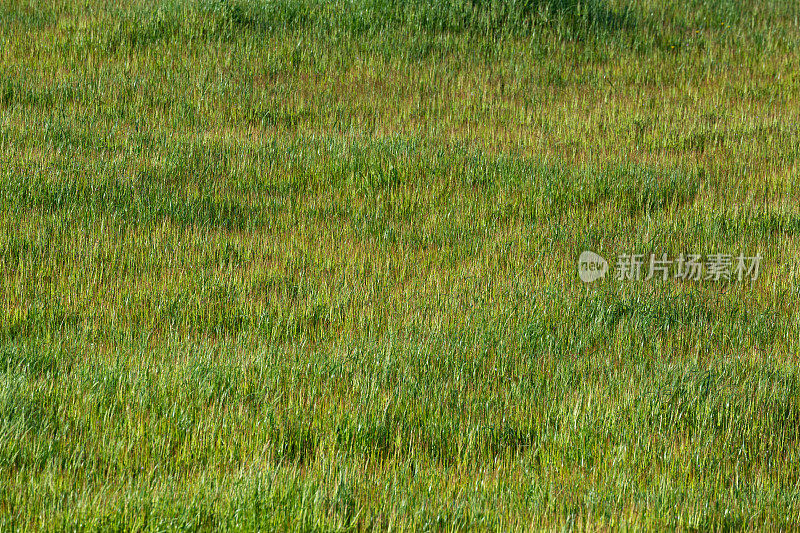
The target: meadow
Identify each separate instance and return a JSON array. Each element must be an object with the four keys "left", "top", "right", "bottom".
[{"left": 1, "top": 0, "right": 800, "bottom": 529}]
